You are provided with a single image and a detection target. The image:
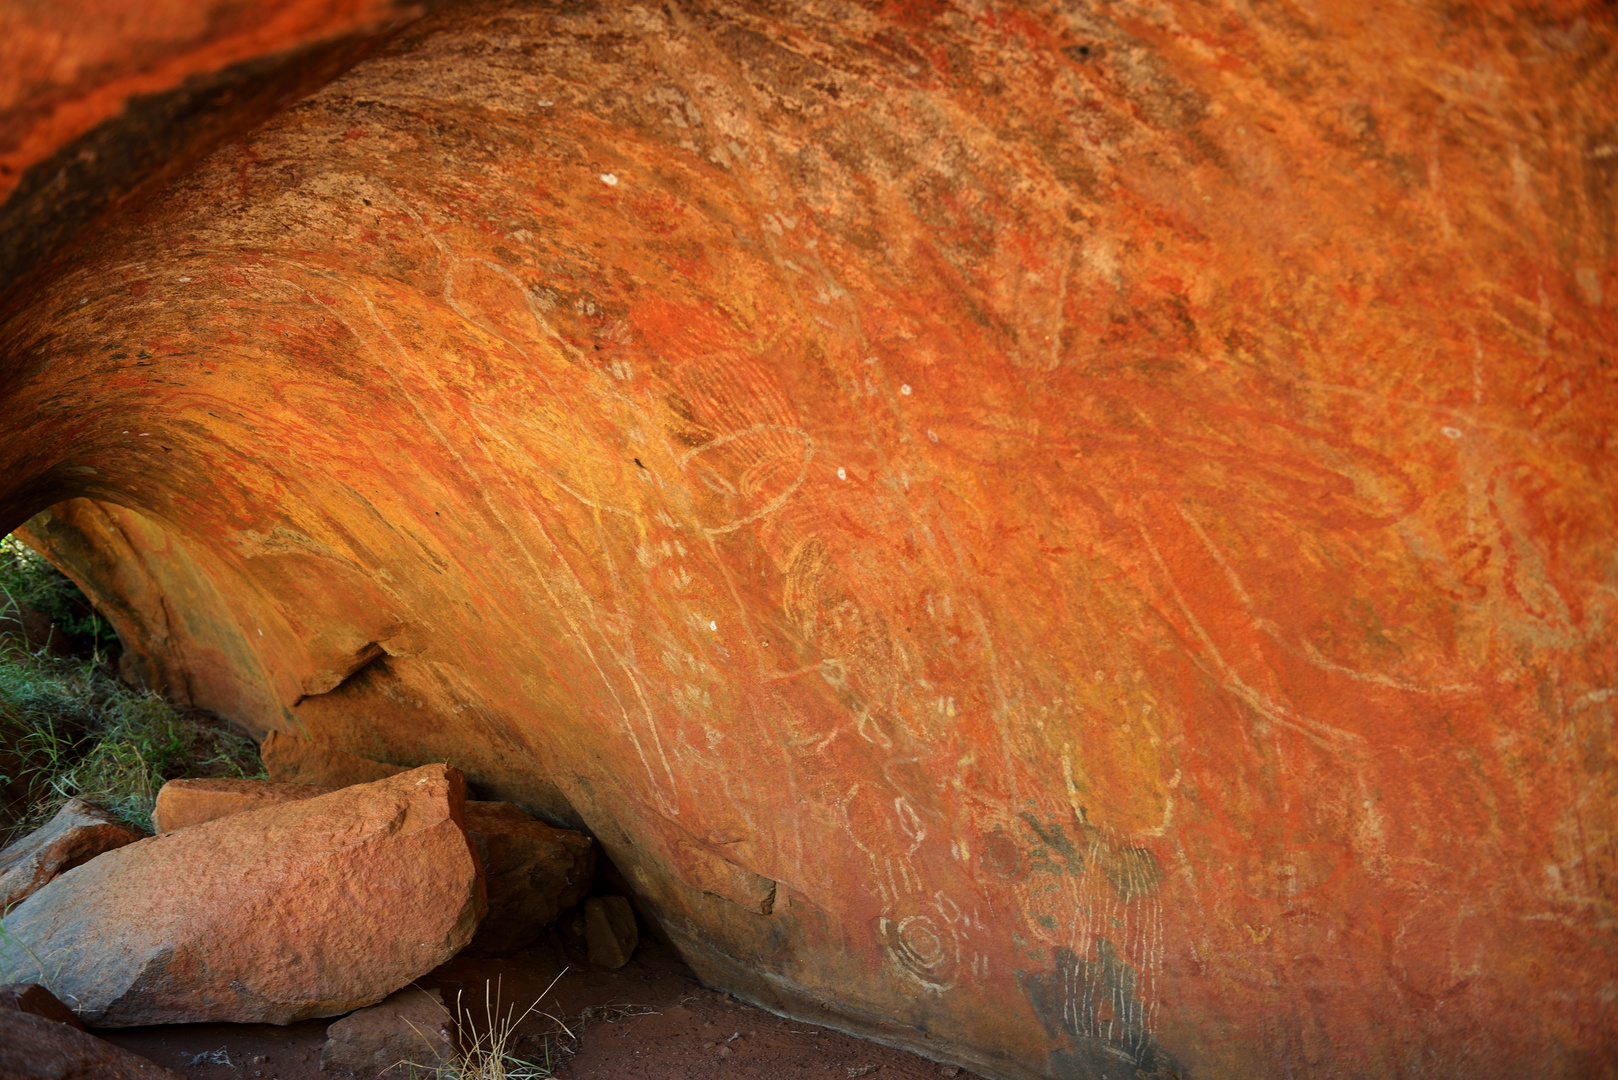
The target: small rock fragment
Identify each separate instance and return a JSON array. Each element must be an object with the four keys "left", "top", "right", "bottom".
[
  {"left": 583, "top": 894, "right": 638, "bottom": 969},
  {"left": 0, "top": 1009, "right": 184, "bottom": 1079},
  {"left": 0, "top": 982, "right": 86, "bottom": 1030},
  {"left": 0, "top": 764, "right": 486, "bottom": 1026},
  {"left": 260, "top": 730, "right": 409, "bottom": 787},
  {"left": 939, "top": 1068, "right": 961, "bottom": 1078},
  {"left": 320, "top": 987, "right": 455, "bottom": 1074},
  {"left": 152, "top": 777, "right": 335, "bottom": 833},
  {"left": 0, "top": 799, "right": 142, "bottom": 911}
]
